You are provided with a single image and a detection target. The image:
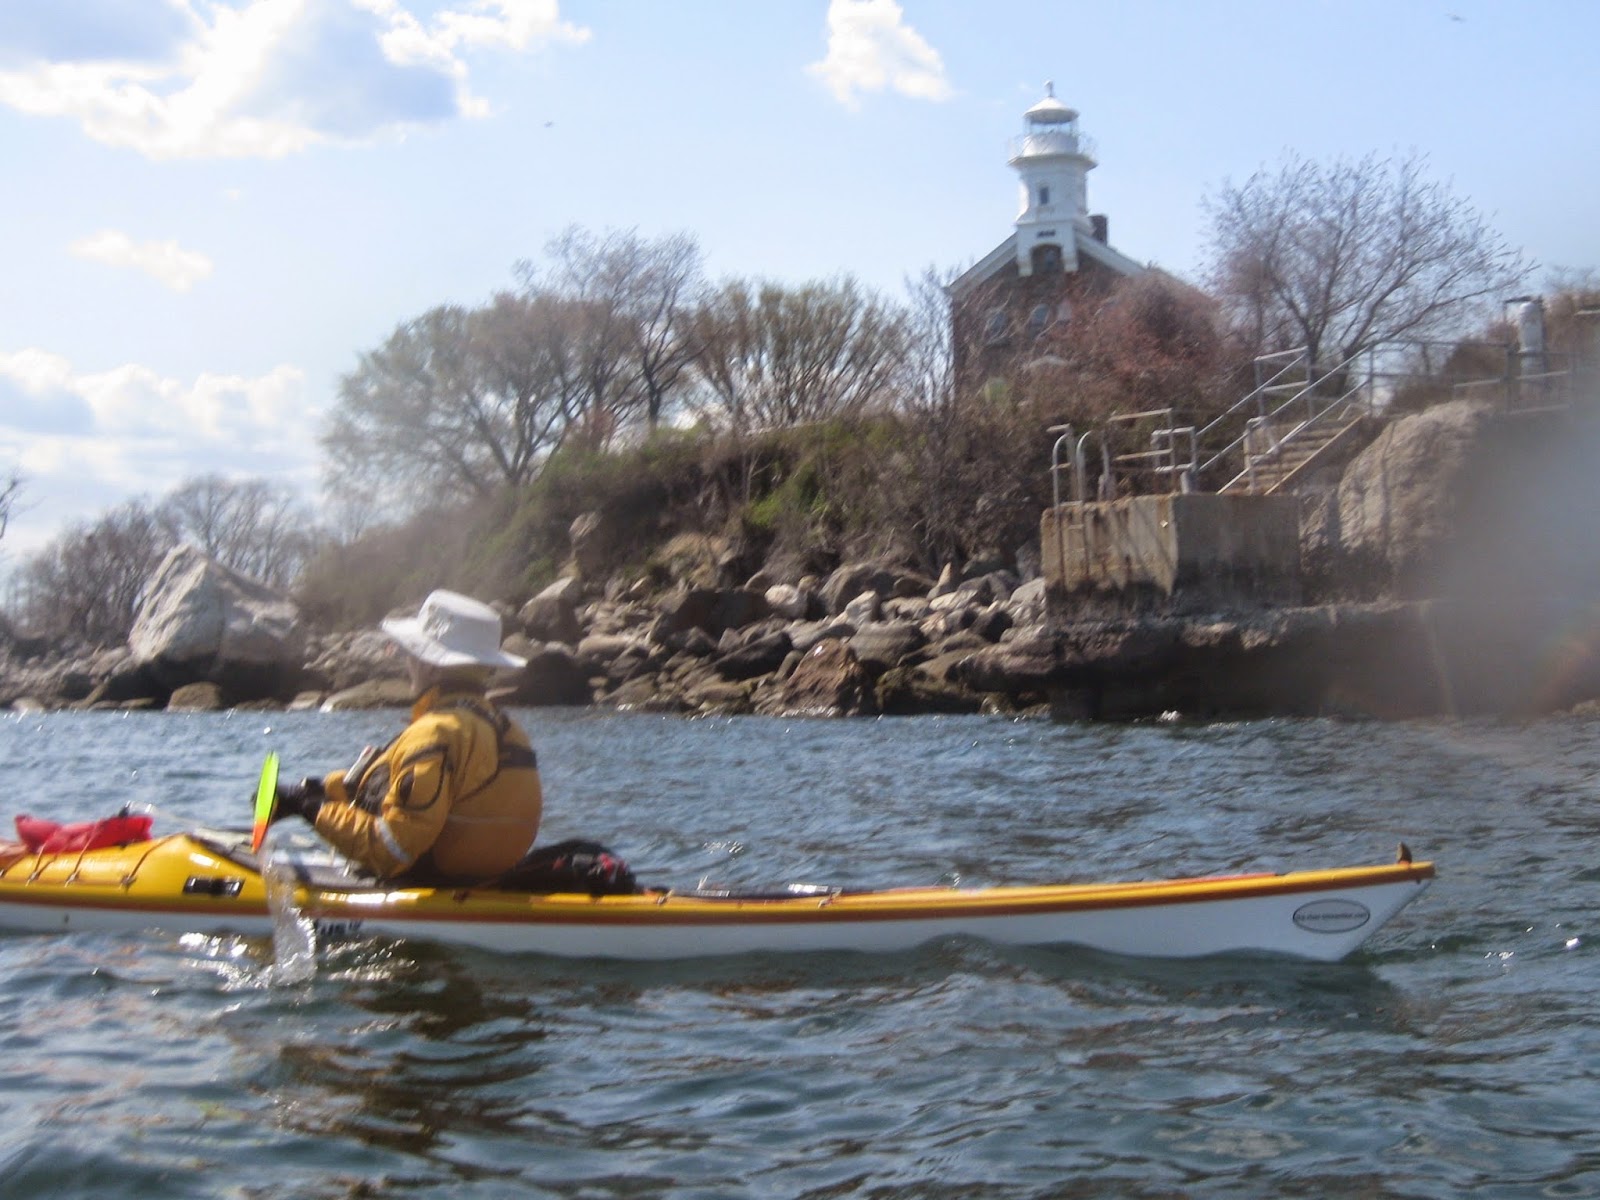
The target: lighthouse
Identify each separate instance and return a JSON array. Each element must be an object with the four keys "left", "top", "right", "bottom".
[
  {"left": 945, "top": 84, "right": 1146, "bottom": 383},
  {"left": 1008, "top": 82, "right": 1096, "bottom": 276}
]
